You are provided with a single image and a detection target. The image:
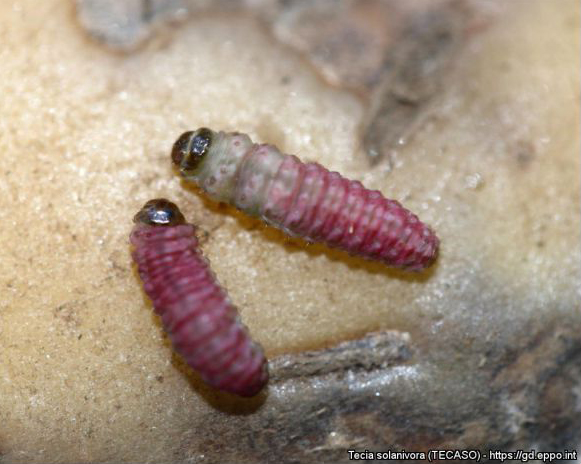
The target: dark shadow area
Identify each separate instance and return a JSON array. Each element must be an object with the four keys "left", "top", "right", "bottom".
[{"left": 170, "top": 351, "right": 268, "bottom": 415}]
